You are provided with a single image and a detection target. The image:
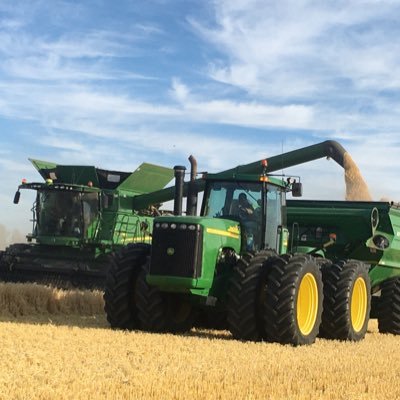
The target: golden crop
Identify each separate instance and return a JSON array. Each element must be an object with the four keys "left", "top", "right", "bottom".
[{"left": 0, "top": 283, "right": 399, "bottom": 400}]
